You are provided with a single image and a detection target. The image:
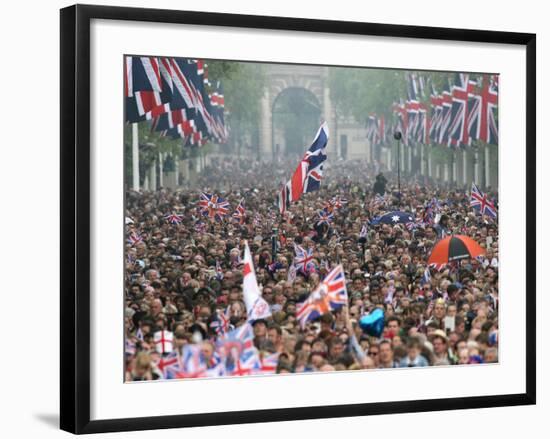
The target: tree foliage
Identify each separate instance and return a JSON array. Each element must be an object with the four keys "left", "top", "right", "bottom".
[{"left": 207, "top": 60, "right": 266, "bottom": 147}]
